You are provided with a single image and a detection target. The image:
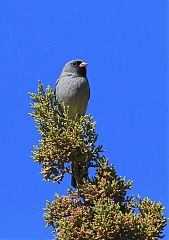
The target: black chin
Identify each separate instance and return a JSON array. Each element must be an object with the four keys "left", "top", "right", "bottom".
[{"left": 78, "top": 67, "right": 86, "bottom": 76}]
